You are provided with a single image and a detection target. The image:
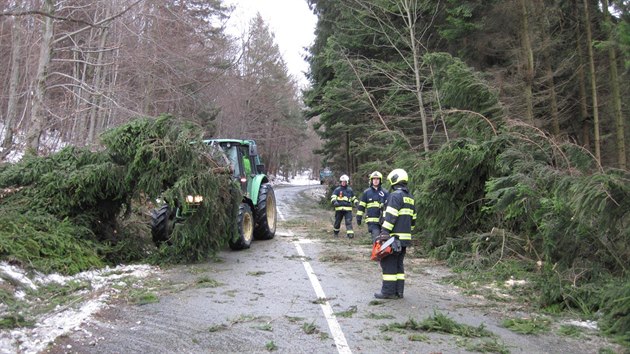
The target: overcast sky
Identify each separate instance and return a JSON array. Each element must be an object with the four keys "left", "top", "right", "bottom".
[{"left": 224, "top": 0, "right": 318, "bottom": 89}]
